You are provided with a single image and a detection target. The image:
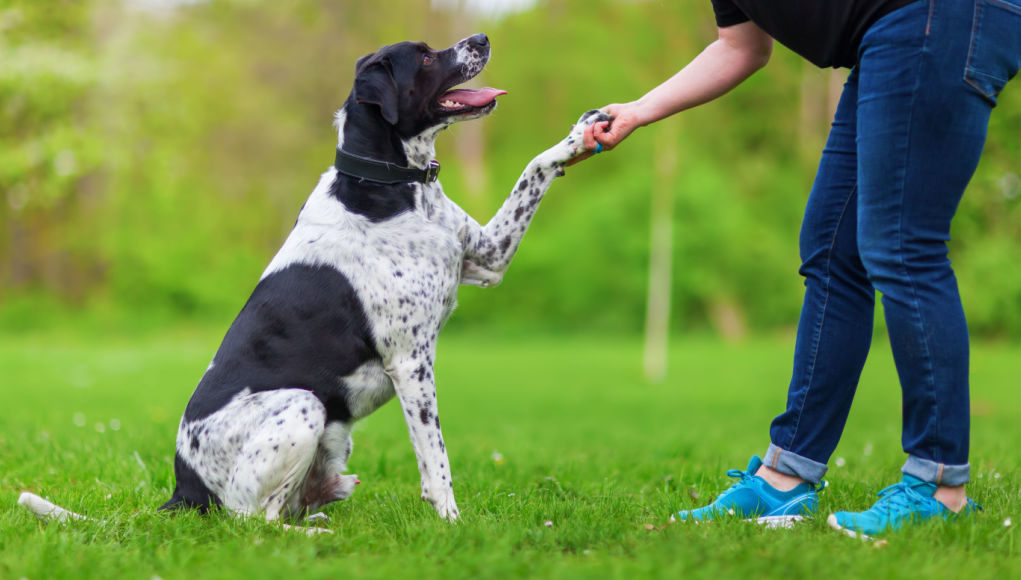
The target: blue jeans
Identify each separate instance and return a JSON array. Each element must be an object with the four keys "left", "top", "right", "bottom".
[{"left": 764, "top": 0, "right": 1021, "bottom": 487}]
